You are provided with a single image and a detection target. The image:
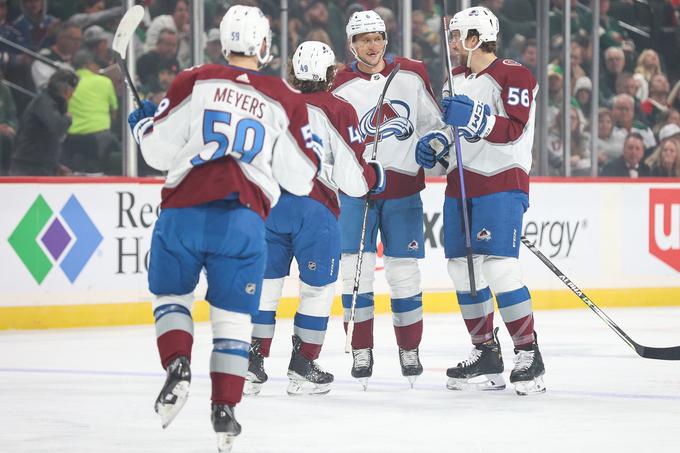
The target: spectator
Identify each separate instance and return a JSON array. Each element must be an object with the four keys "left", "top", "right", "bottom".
[
  {"left": 303, "top": 2, "right": 335, "bottom": 50},
  {"left": 147, "top": 57, "right": 178, "bottom": 105},
  {"left": 547, "top": 106, "right": 591, "bottom": 176},
  {"left": 519, "top": 38, "right": 537, "bottom": 75},
  {"left": 137, "top": 28, "right": 179, "bottom": 94},
  {"left": 600, "top": 132, "right": 651, "bottom": 177},
  {"left": 667, "top": 79, "right": 680, "bottom": 112},
  {"left": 9, "top": 69, "right": 78, "bottom": 176},
  {"left": 419, "top": 0, "right": 442, "bottom": 34},
  {"left": 0, "top": 0, "right": 27, "bottom": 68},
  {"left": 62, "top": 50, "right": 119, "bottom": 175},
  {"left": 204, "top": 28, "right": 223, "bottom": 65},
  {"left": 615, "top": 72, "right": 638, "bottom": 99},
  {"left": 12, "top": 0, "right": 59, "bottom": 51},
  {"left": 569, "top": 40, "right": 586, "bottom": 83},
  {"left": 658, "top": 123, "right": 680, "bottom": 149},
  {"left": 572, "top": 75, "right": 592, "bottom": 124},
  {"left": 67, "top": 0, "right": 124, "bottom": 31},
  {"left": 640, "top": 73, "right": 671, "bottom": 127},
  {"left": 600, "top": 46, "right": 626, "bottom": 103},
  {"left": 645, "top": 137, "right": 680, "bottom": 177},
  {"left": 633, "top": 49, "right": 662, "bottom": 101},
  {"left": 597, "top": 107, "right": 621, "bottom": 165},
  {"left": 375, "top": 6, "right": 401, "bottom": 56},
  {"left": 31, "top": 23, "right": 81, "bottom": 89},
  {"left": 547, "top": 63, "right": 563, "bottom": 129},
  {"left": 0, "top": 68, "right": 17, "bottom": 174},
  {"left": 82, "top": 25, "right": 113, "bottom": 69},
  {"left": 611, "top": 93, "right": 656, "bottom": 152},
  {"left": 144, "top": 0, "right": 190, "bottom": 68}
]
